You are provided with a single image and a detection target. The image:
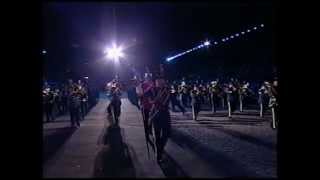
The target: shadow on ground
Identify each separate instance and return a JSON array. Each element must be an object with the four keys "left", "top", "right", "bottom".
[
  {"left": 170, "top": 129, "right": 258, "bottom": 177},
  {"left": 158, "top": 151, "right": 189, "bottom": 178},
  {"left": 93, "top": 125, "right": 136, "bottom": 177},
  {"left": 43, "top": 127, "right": 77, "bottom": 163},
  {"left": 211, "top": 127, "right": 276, "bottom": 150}
]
